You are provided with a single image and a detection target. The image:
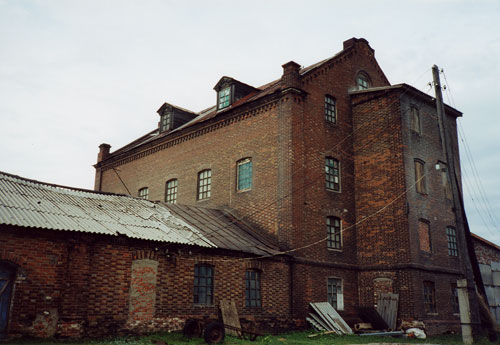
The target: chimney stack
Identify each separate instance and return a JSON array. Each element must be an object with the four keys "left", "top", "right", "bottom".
[
  {"left": 97, "top": 143, "right": 111, "bottom": 163},
  {"left": 281, "top": 61, "right": 301, "bottom": 90}
]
